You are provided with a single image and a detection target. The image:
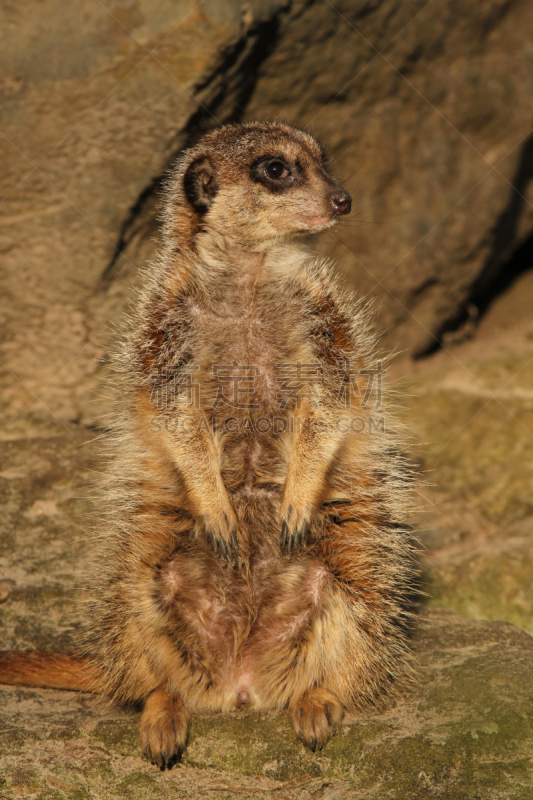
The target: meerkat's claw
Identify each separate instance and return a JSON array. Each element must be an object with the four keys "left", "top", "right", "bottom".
[
  {"left": 280, "top": 512, "right": 312, "bottom": 555},
  {"left": 203, "top": 512, "right": 240, "bottom": 563},
  {"left": 280, "top": 522, "right": 310, "bottom": 555},
  {"left": 230, "top": 527, "right": 239, "bottom": 554},
  {"left": 207, "top": 529, "right": 236, "bottom": 562},
  {"left": 280, "top": 521, "right": 288, "bottom": 552}
]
